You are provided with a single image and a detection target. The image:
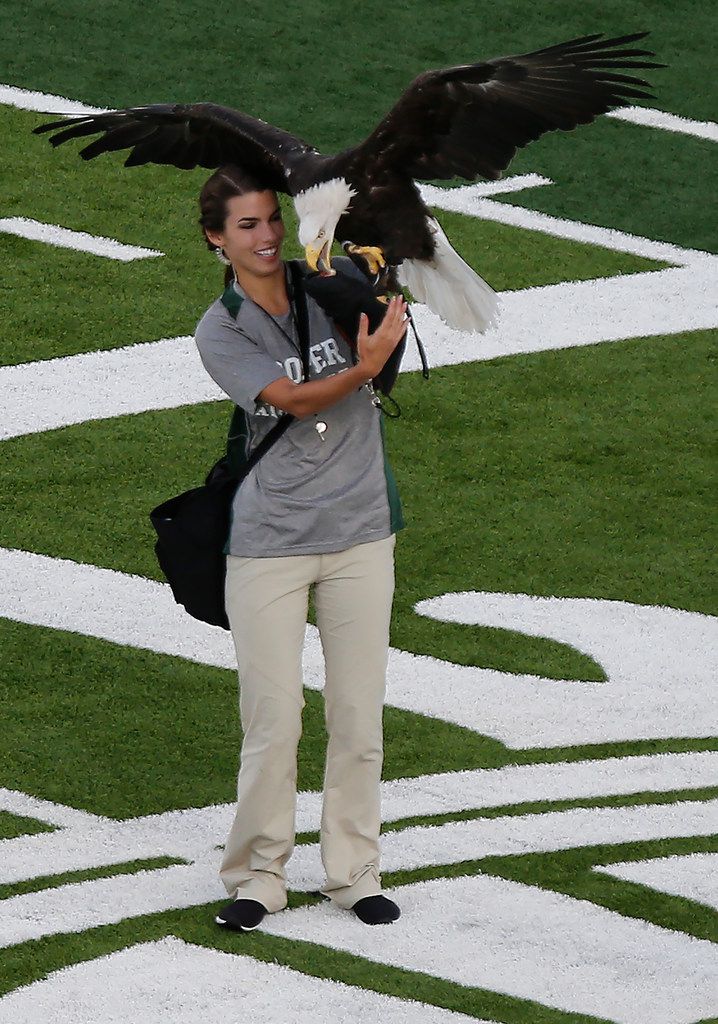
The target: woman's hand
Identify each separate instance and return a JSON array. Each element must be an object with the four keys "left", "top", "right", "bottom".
[
  {"left": 356, "top": 296, "right": 408, "bottom": 379},
  {"left": 258, "top": 295, "right": 408, "bottom": 417}
]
